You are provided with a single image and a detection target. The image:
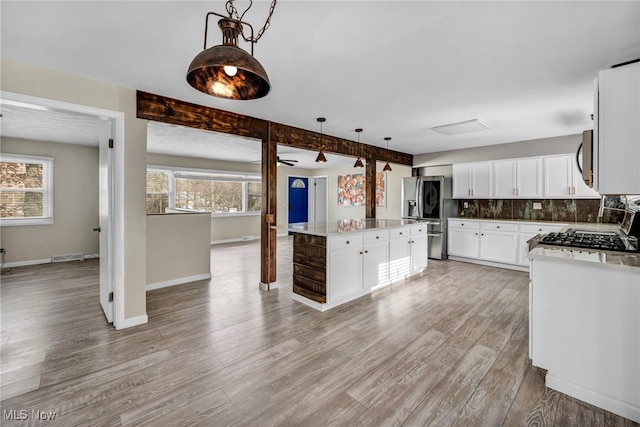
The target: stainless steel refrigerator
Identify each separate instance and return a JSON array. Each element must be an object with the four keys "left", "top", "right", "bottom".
[{"left": 402, "top": 176, "right": 457, "bottom": 260}]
